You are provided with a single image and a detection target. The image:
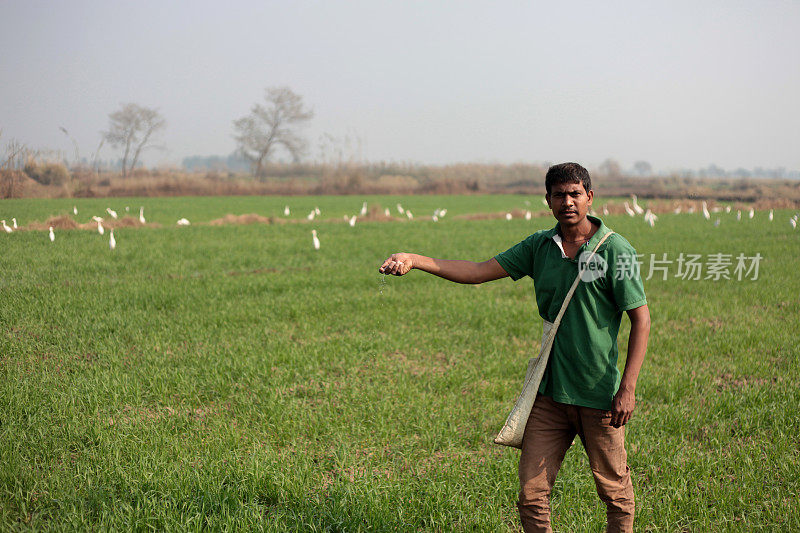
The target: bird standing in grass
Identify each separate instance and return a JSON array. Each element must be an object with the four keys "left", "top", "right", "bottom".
[
  {"left": 12, "top": 218, "right": 17, "bottom": 229},
  {"left": 73, "top": 206, "right": 78, "bottom": 215},
  {"left": 624, "top": 203, "right": 635, "bottom": 216},
  {"left": 2, "top": 220, "right": 13, "bottom": 233},
  {"left": 109, "top": 229, "right": 116, "bottom": 250},
  {"left": 92, "top": 216, "right": 105, "bottom": 234},
  {"left": 284, "top": 205, "right": 290, "bottom": 216},
  {"left": 312, "top": 229, "right": 320, "bottom": 250},
  {"left": 106, "top": 208, "right": 118, "bottom": 219},
  {"left": 769, "top": 209, "right": 774, "bottom": 221},
  {"left": 139, "top": 207, "right": 146, "bottom": 224},
  {"left": 49, "top": 227, "right": 55, "bottom": 241},
  {"left": 631, "top": 195, "right": 644, "bottom": 215}
]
